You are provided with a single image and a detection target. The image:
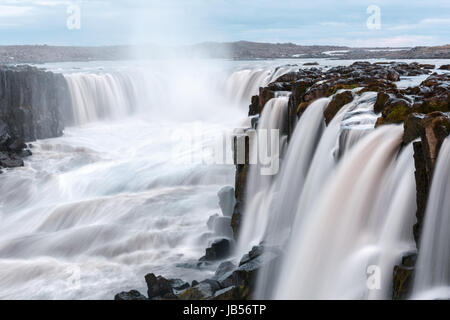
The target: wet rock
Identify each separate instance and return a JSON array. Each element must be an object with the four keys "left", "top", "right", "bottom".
[
  {"left": 212, "top": 285, "right": 249, "bottom": 300},
  {"left": 169, "top": 279, "right": 190, "bottom": 291},
  {"left": 409, "top": 112, "right": 450, "bottom": 244},
  {"left": 249, "top": 95, "right": 259, "bottom": 116},
  {"left": 199, "top": 238, "right": 232, "bottom": 261},
  {"left": 376, "top": 98, "right": 412, "bottom": 125},
  {"left": 323, "top": 90, "right": 353, "bottom": 125},
  {"left": 239, "top": 245, "right": 264, "bottom": 266},
  {"left": 438, "top": 64, "right": 450, "bottom": 70},
  {"left": 231, "top": 200, "right": 243, "bottom": 240},
  {"left": 218, "top": 186, "right": 236, "bottom": 217},
  {"left": 258, "top": 87, "right": 275, "bottom": 114},
  {"left": 0, "top": 65, "right": 72, "bottom": 142},
  {"left": 403, "top": 113, "right": 425, "bottom": 145},
  {"left": 393, "top": 251, "right": 417, "bottom": 300},
  {"left": 303, "top": 62, "right": 319, "bottom": 66},
  {"left": 0, "top": 156, "right": 24, "bottom": 168},
  {"left": 144, "top": 273, "right": 173, "bottom": 299},
  {"left": 213, "top": 261, "right": 236, "bottom": 279},
  {"left": 178, "top": 281, "right": 216, "bottom": 300},
  {"left": 114, "top": 290, "right": 148, "bottom": 301},
  {"left": 374, "top": 92, "right": 390, "bottom": 114}
]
